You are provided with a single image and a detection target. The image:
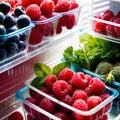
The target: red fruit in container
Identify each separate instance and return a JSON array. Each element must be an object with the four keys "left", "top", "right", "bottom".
[
  {"left": 87, "top": 96, "right": 102, "bottom": 110},
  {"left": 29, "top": 88, "right": 37, "bottom": 98},
  {"left": 72, "top": 99, "right": 88, "bottom": 120},
  {"left": 58, "top": 15, "right": 70, "bottom": 26},
  {"left": 69, "top": 0, "right": 79, "bottom": 10},
  {"left": 71, "top": 72, "right": 89, "bottom": 89},
  {"left": 40, "top": 0, "right": 55, "bottom": 17},
  {"left": 29, "top": 27, "right": 43, "bottom": 46},
  {"left": 113, "top": 18, "right": 120, "bottom": 34},
  {"left": 26, "top": 4, "right": 41, "bottom": 21},
  {"left": 102, "top": 10, "right": 114, "bottom": 21},
  {"left": 55, "top": 0, "right": 71, "bottom": 12},
  {"left": 54, "top": 112, "right": 69, "bottom": 120},
  {"left": 58, "top": 67, "right": 74, "bottom": 82},
  {"left": 66, "top": 14, "right": 76, "bottom": 29},
  {"left": 56, "top": 23, "right": 62, "bottom": 34},
  {"left": 88, "top": 77, "right": 106, "bottom": 95},
  {"left": 8, "top": 111, "right": 23, "bottom": 120}
]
